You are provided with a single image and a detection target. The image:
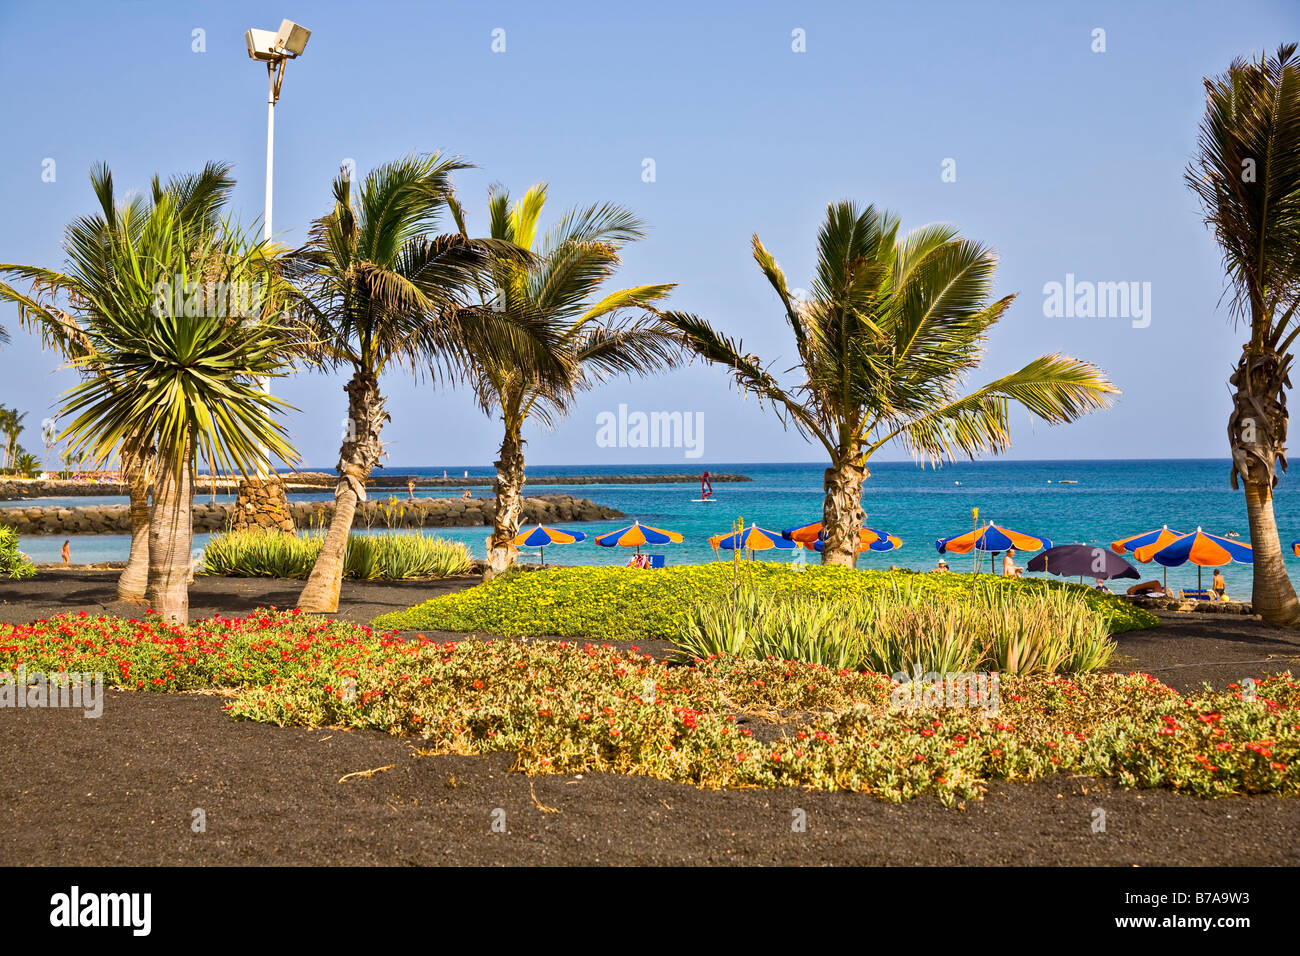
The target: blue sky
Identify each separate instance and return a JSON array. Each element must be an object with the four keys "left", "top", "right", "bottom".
[{"left": 1, "top": 0, "right": 1297, "bottom": 469}]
